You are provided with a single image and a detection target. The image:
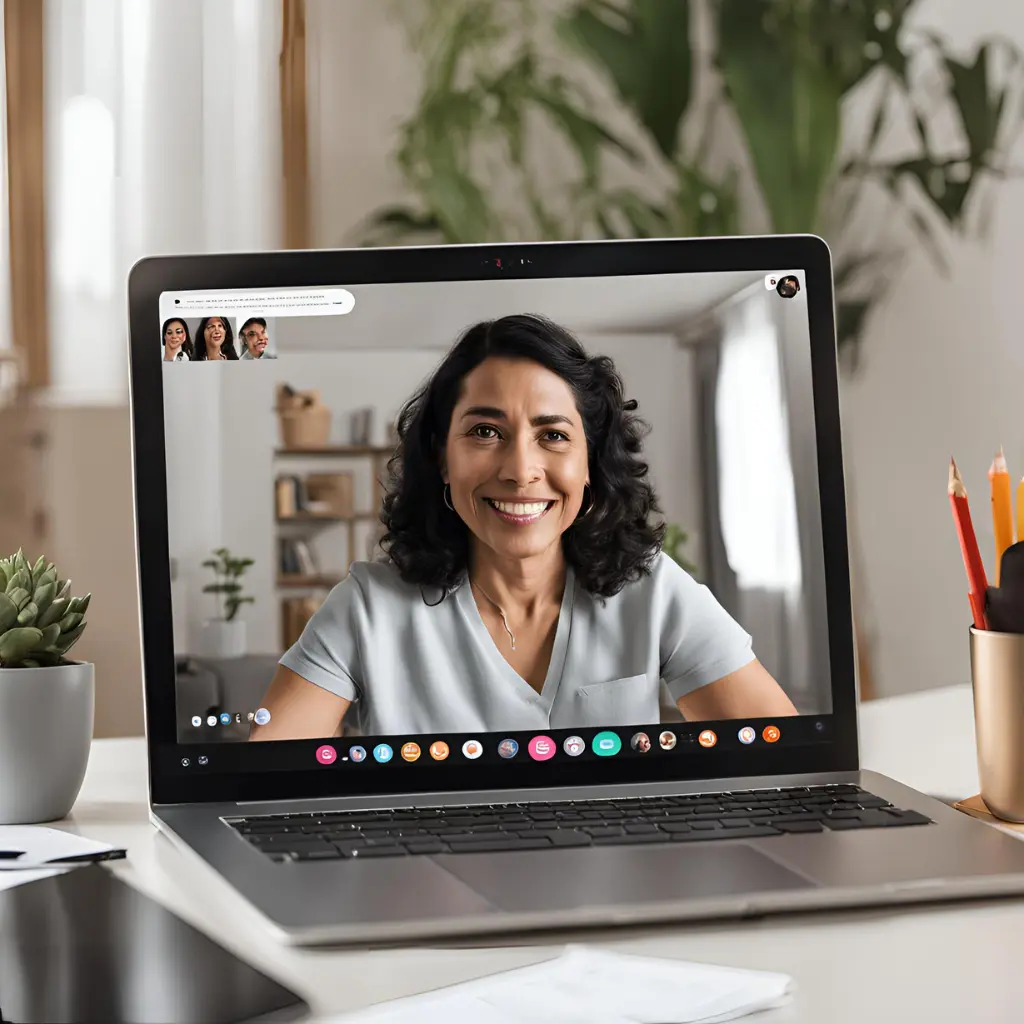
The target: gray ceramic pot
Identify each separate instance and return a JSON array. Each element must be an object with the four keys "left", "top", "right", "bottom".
[{"left": 0, "top": 661, "right": 94, "bottom": 824}]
